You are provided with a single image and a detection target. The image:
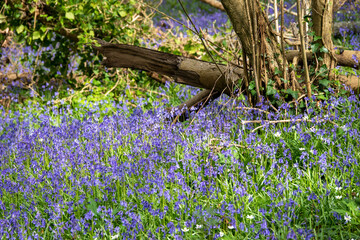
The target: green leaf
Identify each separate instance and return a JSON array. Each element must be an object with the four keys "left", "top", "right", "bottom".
[
  {"left": 92, "top": 80, "right": 101, "bottom": 86},
  {"left": 237, "top": 94, "right": 246, "bottom": 101},
  {"left": 16, "top": 25, "right": 25, "bottom": 34},
  {"left": 248, "top": 82, "right": 255, "bottom": 90},
  {"left": 320, "top": 46, "right": 329, "bottom": 53},
  {"left": 304, "top": 15, "right": 311, "bottom": 23},
  {"left": 119, "top": 10, "right": 127, "bottom": 17},
  {"left": 65, "top": 12, "right": 75, "bottom": 20},
  {"left": 86, "top": 198, "right": 98, "bottom": 216},
  {"left": 317, "top": 94, "right": 326, "bottom": 100},
  {"left": 0, "top": 14, "right": 6, "bottom": 23},
  {"left": 284, "top": 89, "right": 299, "bottom": 99},
  {"left": 308, "top": 31, "right": 315, "bottom": 37},
  {"left": 314, "top": 36, "right": 322, "bottom": 41},
  {"left": 319, "top": 79, "right": 330, "bottom": 86},
  {"left": 266, "top": 86, "right": 276, "bottom": 95},
  {"left": 32, "top": 31, "right": 41, "bottom": 40},
  {"left": 274, "top": 68, "right": 282, "bottom": 75},
  {"left": 311, "top": 43, "right": 320, "bottom": 53}
]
